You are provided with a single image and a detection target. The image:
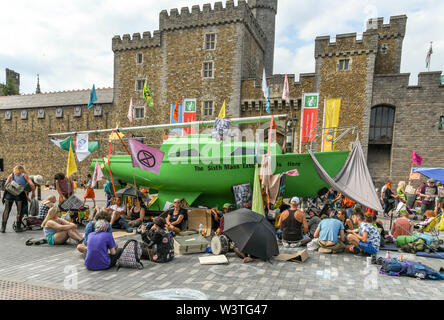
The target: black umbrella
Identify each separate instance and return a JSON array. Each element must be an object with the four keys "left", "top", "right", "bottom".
[
  {"left": 223, "top": 208, "right": 279, "bottom": 261},
  {"left": 115, "top": 186, "right": 145, "bottom": 199}
]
